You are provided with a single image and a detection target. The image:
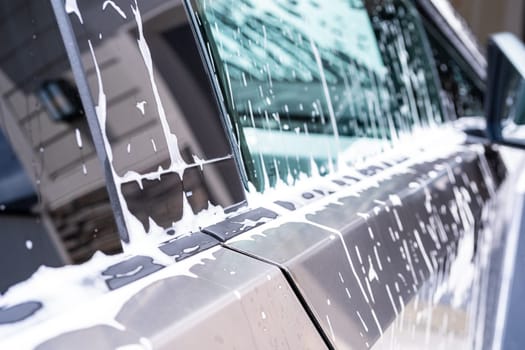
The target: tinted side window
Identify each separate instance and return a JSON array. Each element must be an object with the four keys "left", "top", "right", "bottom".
[
  {"left": 187, "top": 0, "right": 445, "bottom": 192},
  {"left": 419, "top": 14, "right": 485, "bottom": 118},
  {"left": 365, "top": 0, "right": 445, "bottom": 125}
]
